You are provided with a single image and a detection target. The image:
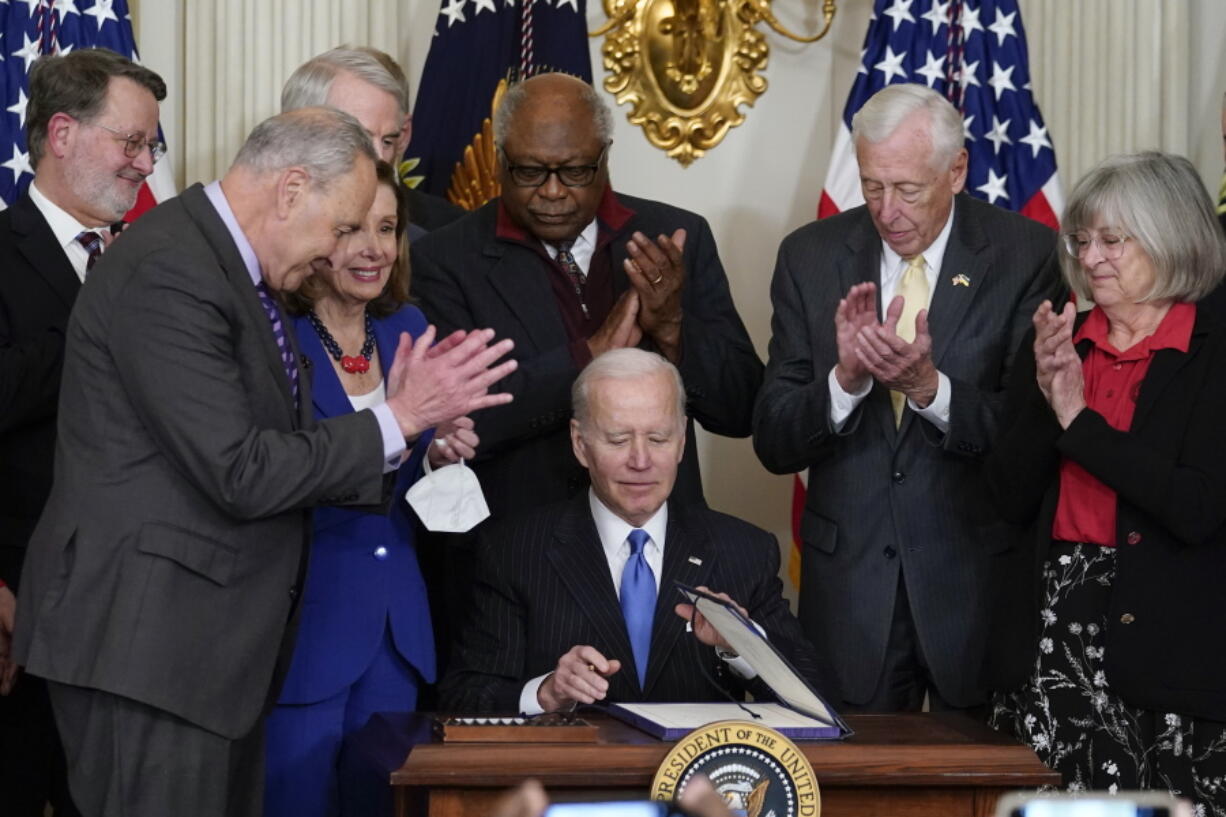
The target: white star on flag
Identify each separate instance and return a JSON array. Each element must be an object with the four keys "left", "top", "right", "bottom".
[
  {"left": 989, "top": 9, "right": 1017, "bottom": 45},
  {"left": 985, "top": 115, "right": 1012, "bottom": 155},
  {"left": 54, "top": 0, "right": 81, "bottom": 16},
  {"left": 556, "top": 0, "right": 579, "bottom": 10},
  {"left": 960, "top": 4, "right": 984, "bottom": 39},
  {"left": 1019, "top": 119, "right": 1052, "bottom": 157},
  {"left": 471, "top": 0, "right": 496, "bottom": 14},
  {"left": 2, "top": 144, "right": 31, "bottom": 183},
  {"left": 7, "top": 88, "right": 28, "bottom": 127},
  {"left": 977, "top": 169, "right": 1009, "bottom": 204},
  {"left": 84, "top": 0, "right": 118, "bottom": 30},
  {"left": 914, "top": 51, "right": 945, "bottom": 88},
  {"left": 12, "top": 31, "right": 38, "bottom": 71},
  {"left": 440, "top": 0, "right": 466, "bottom": 27},
  {"left": 962, "top": 114, "right": 976, "bottom": 142},
  {"left": 921, "top": 0, "right": 949, "bottom": 35},
  {"left": 882, "top": 0, "right": 915, "bottom": 32},
  {"left": 958, "top": 59, "right": 981, "bottom": 92},
  {"left": 857, "top": 47, "right": 868, "bottom": 75},
  {"left": 988, "top": 61, "right": 1017, "bottom": 100},
  {"left": 873, "top": 46, "right": 908, "bottom": 84}
]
